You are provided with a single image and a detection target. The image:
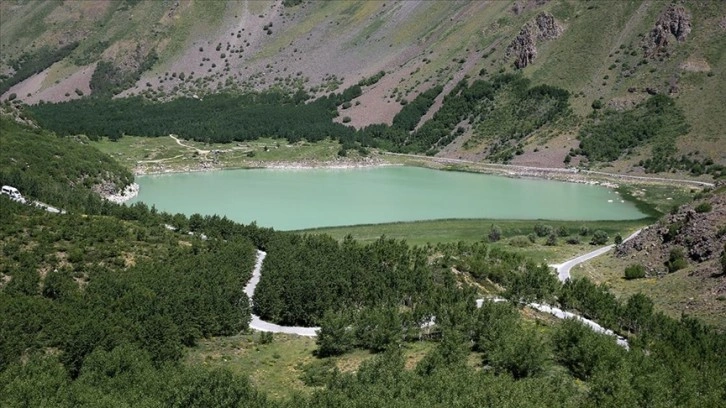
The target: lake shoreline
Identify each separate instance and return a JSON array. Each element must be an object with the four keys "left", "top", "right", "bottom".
[
  {"left": 123, "top": 166, "right": 647, "bottom": 228},
  {"left": 114, "top": 153, "right": 708, "bottom": 207}
]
